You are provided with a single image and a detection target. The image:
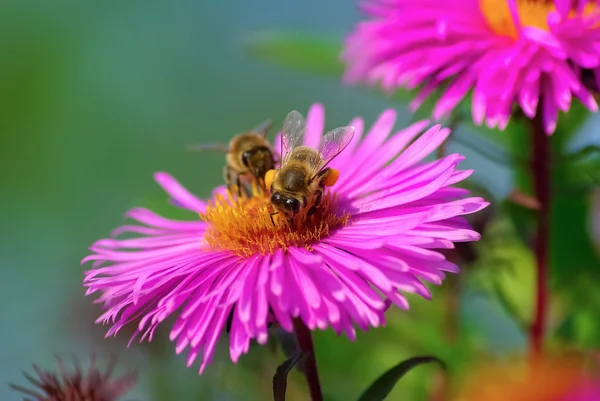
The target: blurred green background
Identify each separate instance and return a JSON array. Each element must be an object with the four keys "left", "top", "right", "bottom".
[{"left": 1, "top": 1, "right": 599, "bottom": 400}]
